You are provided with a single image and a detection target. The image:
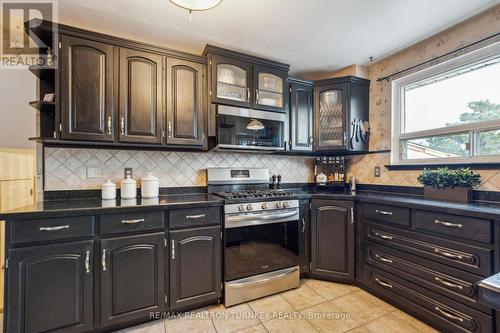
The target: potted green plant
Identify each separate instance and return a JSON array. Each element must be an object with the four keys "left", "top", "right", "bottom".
[{"left": 417, "top": 167, "right": 481, "bottom": 203}]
